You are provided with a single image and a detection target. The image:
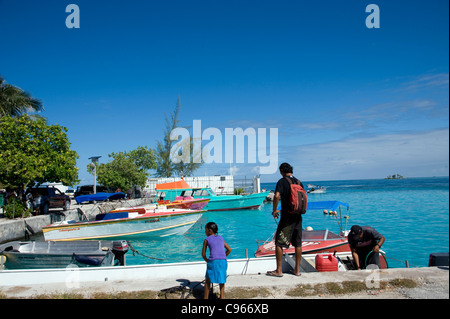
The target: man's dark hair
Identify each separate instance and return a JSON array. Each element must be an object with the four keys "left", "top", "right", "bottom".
[{"left": 279, "top": 162, "right": 293, "bottom": 174}]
